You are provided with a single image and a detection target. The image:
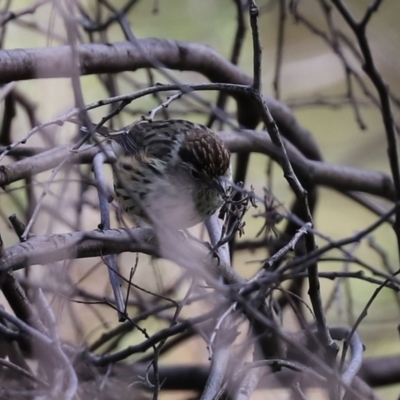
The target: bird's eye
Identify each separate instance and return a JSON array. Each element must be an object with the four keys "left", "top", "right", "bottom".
[{"left": 190, "top": 169, "right": 200, "bottom": 179}]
